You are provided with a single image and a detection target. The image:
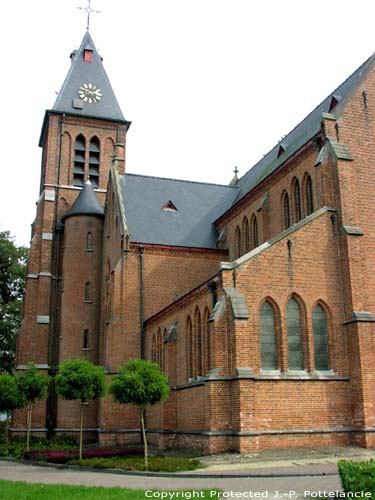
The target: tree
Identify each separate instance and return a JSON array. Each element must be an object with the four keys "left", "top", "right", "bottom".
[
  {"left": 0, "top": 230, "right": 28, "bottom": 374},
  {"left": 55, "top": 358, "right": 105, "bottom": 460},
  {"left": 16, "top": 364, "right": 49, "bottom": 451},
  {"left": 109, "top": 359, "right": 170, "bottom": 468},
  {"left": 0, "top": 373, "right": 25, "bottom": 451}
]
